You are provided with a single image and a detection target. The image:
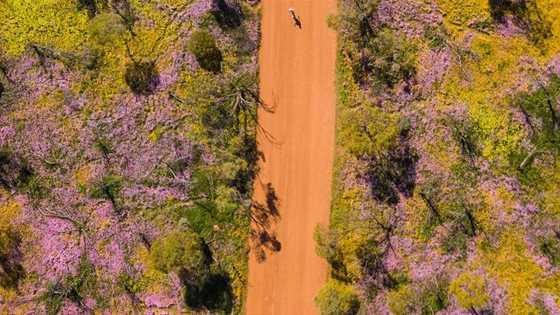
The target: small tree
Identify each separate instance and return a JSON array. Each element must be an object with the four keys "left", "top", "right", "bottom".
[
  {"left": 124, "top": 61, "right": 160, "bottom": 95},
  {"left": 150, "top": 230, "right": 207, "bottom": 274},
  {"left": 188, "top": 30, "right": 223, "bottom": 73},
  {"left": 90, "top": 174, "right": 123, "bottom": 211},
  {"left": 315, "top": 280, "right": 360, "bottom": 315},
  {"left": 88, "top": 13, "right": 126, "bottom": 45}
]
